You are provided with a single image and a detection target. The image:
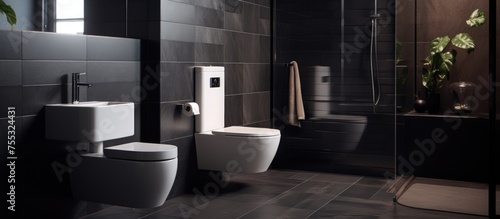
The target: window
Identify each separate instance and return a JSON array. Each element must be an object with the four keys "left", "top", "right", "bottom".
[{"left": 55, "top": 0, "right": 84, "bottom": 34}]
